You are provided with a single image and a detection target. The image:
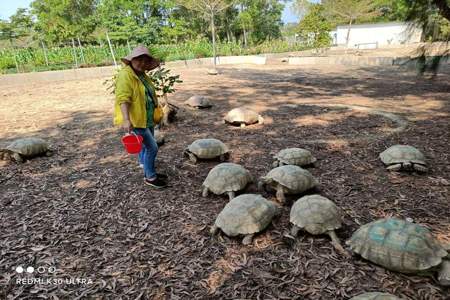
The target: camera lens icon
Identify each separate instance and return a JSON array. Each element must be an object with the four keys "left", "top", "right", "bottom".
[{"left": 15, "top": 266, "right": 35, "bottom": 274}]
